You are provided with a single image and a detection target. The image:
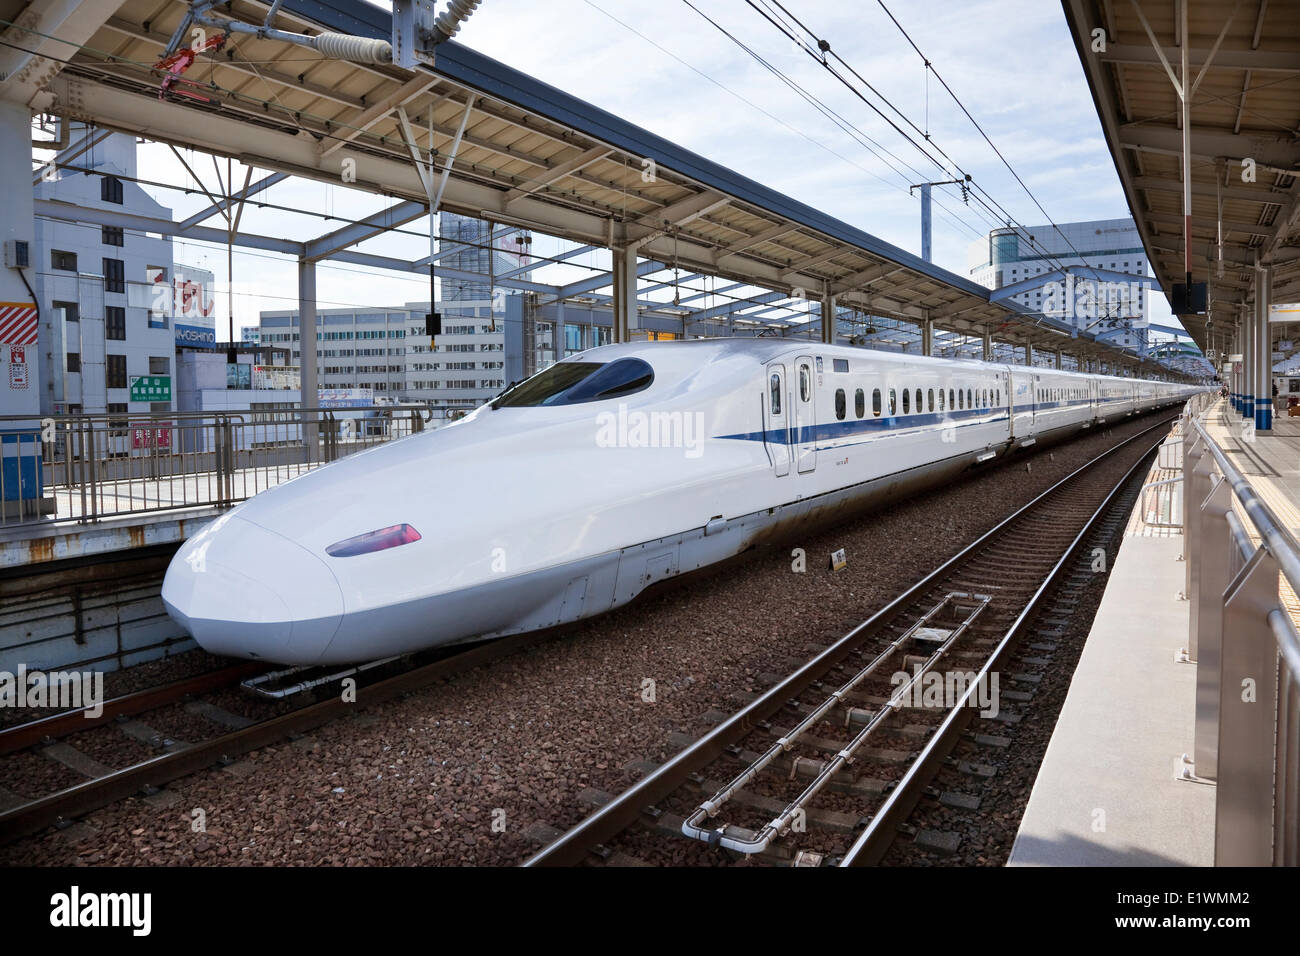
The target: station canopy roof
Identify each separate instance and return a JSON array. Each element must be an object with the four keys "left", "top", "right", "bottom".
[
  {"left": 1063, "top": 0, "right": 1300, "bottom": 355},
  {"left": 5, "top": 0, "right": 1191, "bottom": 371}
]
